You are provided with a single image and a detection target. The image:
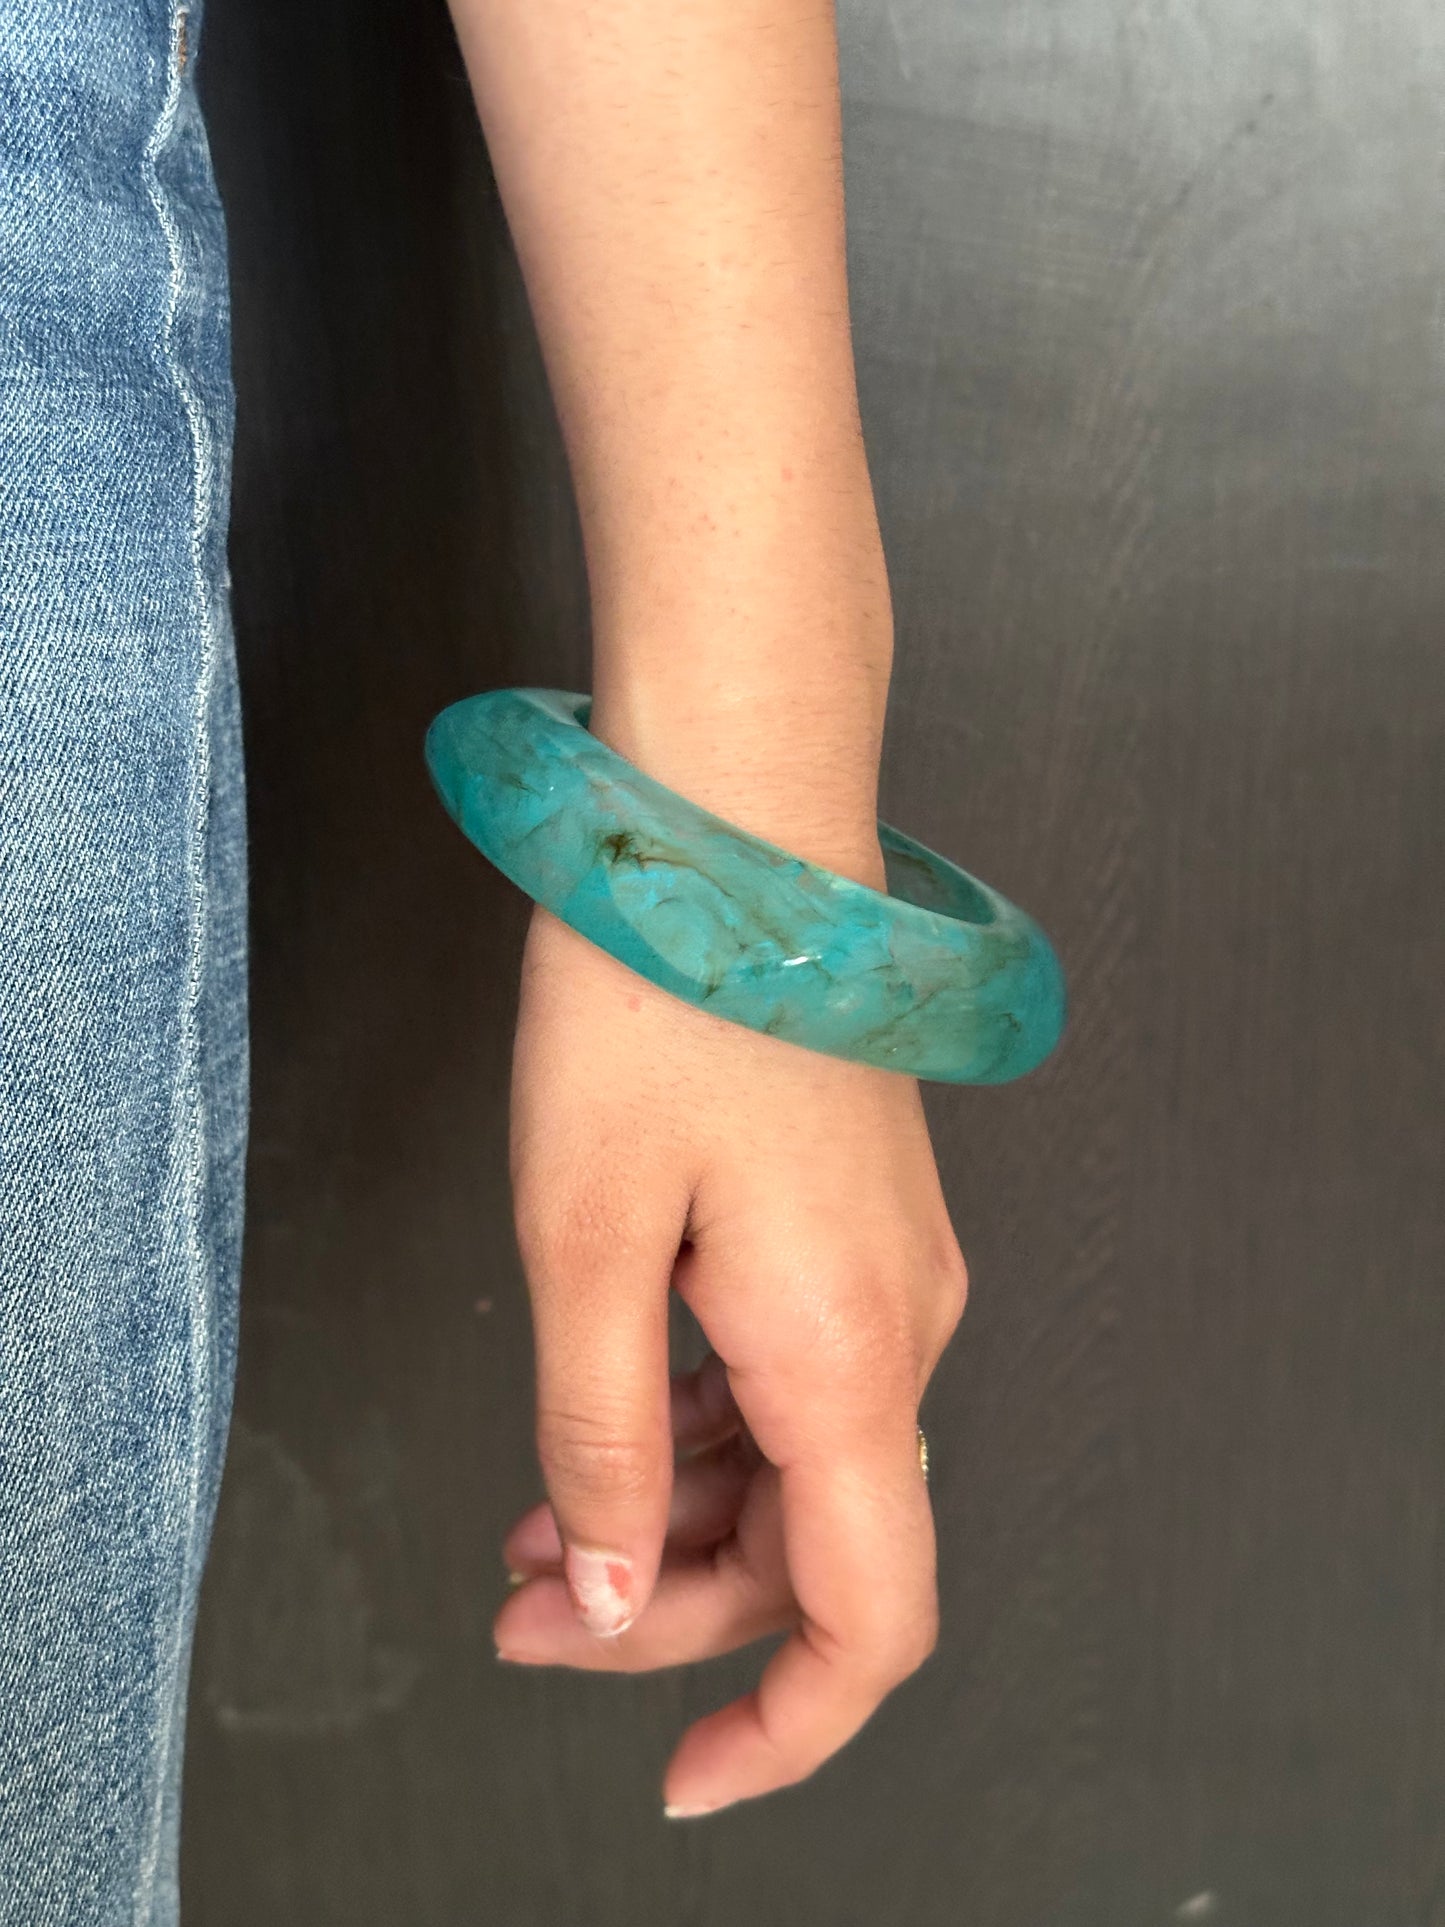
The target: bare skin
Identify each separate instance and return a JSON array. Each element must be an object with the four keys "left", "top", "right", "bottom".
[{"left": 446, "top": 0, "right": 969, "bottom": 1816}]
